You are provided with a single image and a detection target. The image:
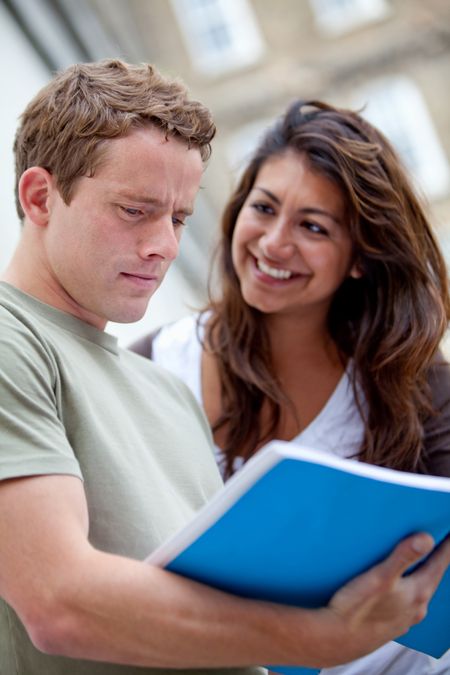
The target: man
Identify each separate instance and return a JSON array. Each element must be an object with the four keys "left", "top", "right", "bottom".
[{"left": 0, "top": 59, "right": 449, "bottom": 675}]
